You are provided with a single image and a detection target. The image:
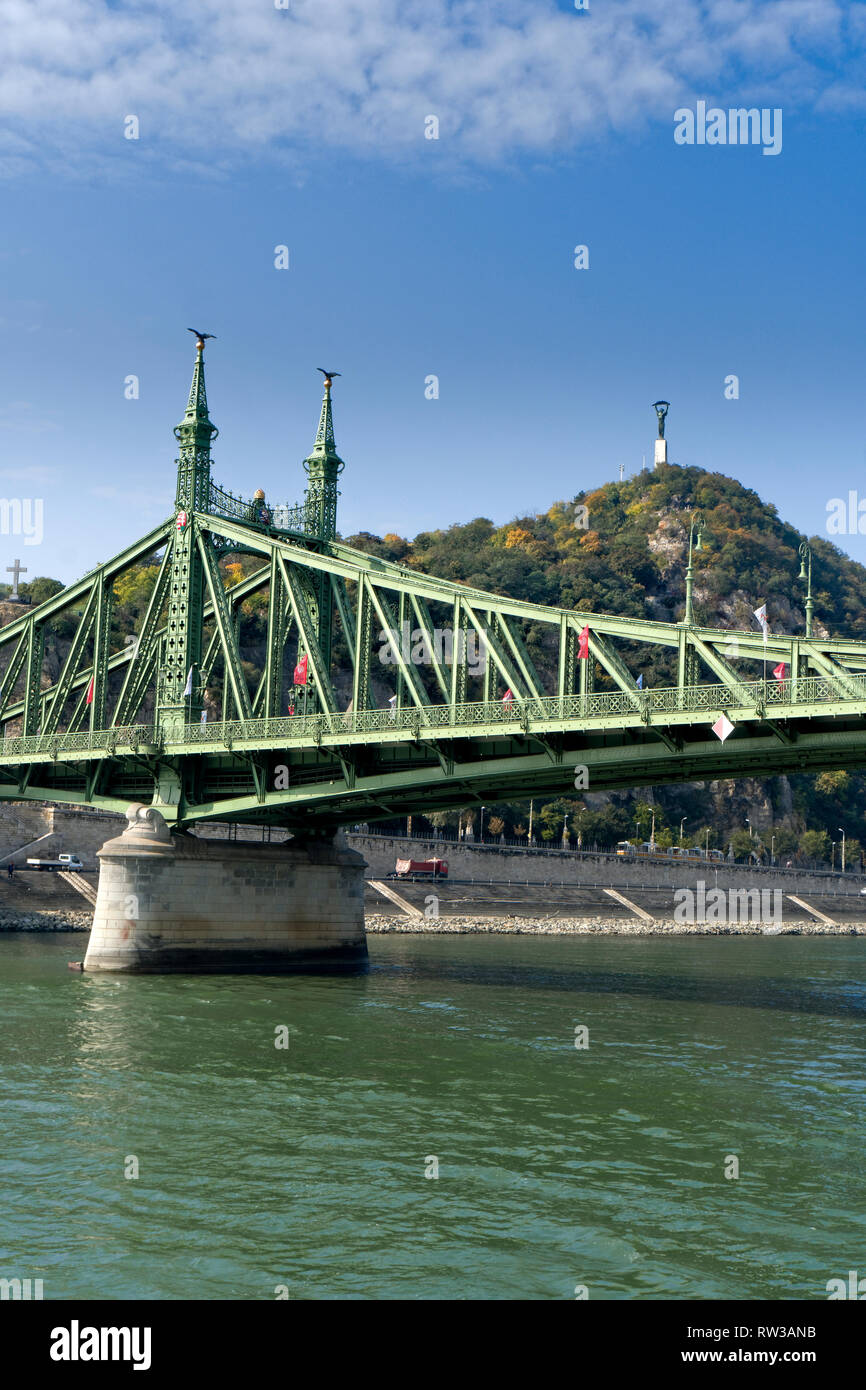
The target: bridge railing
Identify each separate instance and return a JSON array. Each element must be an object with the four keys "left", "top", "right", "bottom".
[
  {"left": 2, "top": 674, "right": 862, "bottom": 758},
  {"left": 178, "top": 673, "right": 866, "bottom": 745},
  {"left": 205, "top": 482, "right": 313, "bottom": 536},
  {"left": 0, "top": 725, "right": 156, "bottom": 757}
]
